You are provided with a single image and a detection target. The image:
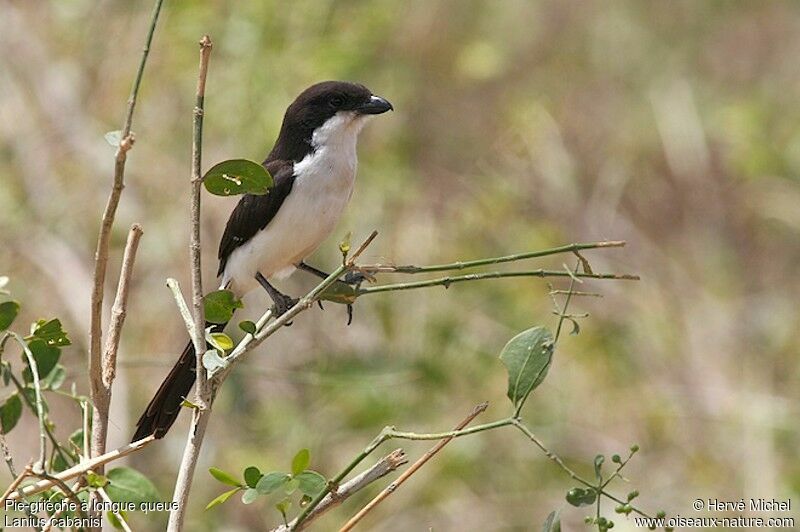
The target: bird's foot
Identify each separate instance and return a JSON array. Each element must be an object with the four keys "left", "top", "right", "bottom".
[{"left": 271, "top": 293, "right": 298, "bottom": 326}]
